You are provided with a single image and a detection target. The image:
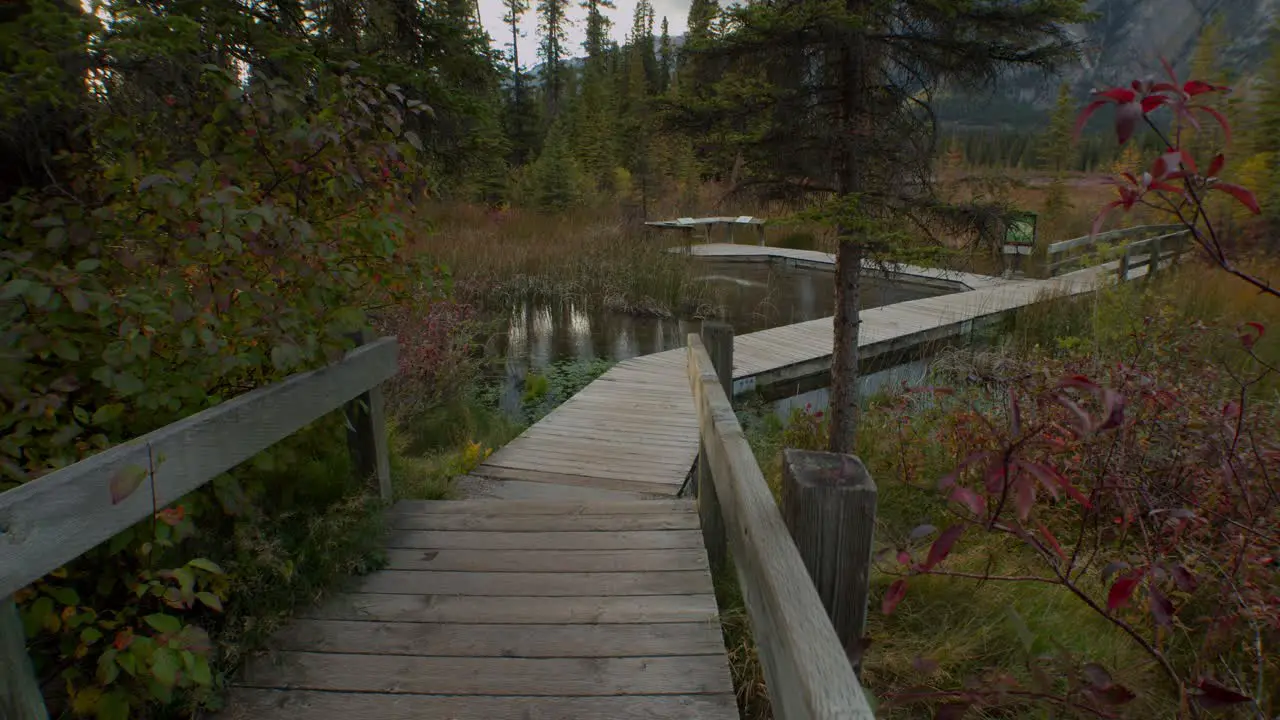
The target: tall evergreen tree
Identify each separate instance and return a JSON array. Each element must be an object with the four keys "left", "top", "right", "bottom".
[
  {"left": 502, "top": 0, "right": 540, "bottom": 165},
  {"left": 673, "top": 0, "right": 1089, "bottom": 453},
  {"left": 580, "top": 0, "right": 615, "bottom": 62},
  {"left": 537, "top": 0, "right": 572, "bottom": 115},
  {"left": 658, "top": 16, "right": 674, "bottom": 92}
]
